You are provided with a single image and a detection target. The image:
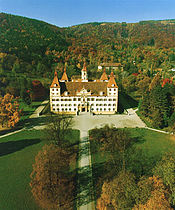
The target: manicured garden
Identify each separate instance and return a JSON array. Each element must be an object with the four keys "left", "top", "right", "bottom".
[{"left": 0, "top": 128, "right": 80, "bottom": 210}]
